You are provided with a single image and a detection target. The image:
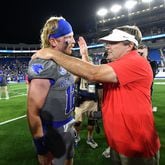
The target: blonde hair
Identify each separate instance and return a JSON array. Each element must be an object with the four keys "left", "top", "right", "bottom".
[
  {"left": 40, "top": 16, "right": 64, "bottom": 48},
  {"left": 117, "top": 25, "right": 142, "bottom": 49}
]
